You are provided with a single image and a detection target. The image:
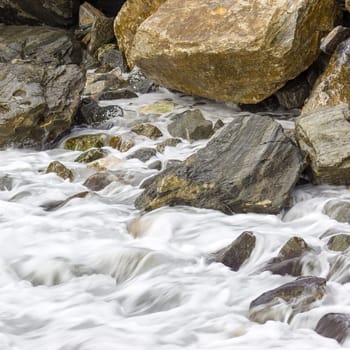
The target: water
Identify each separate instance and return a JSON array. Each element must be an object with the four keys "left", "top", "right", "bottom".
[{"left": 0, "top": 89, "right": 349, "bottom": 349}]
